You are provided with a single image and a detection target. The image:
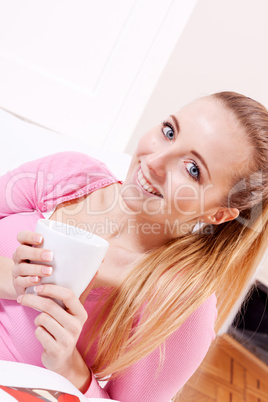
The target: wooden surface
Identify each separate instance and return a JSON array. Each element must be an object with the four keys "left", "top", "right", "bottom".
[{"left": 175, "top": 334, "right": 268, "bottom": 401}]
